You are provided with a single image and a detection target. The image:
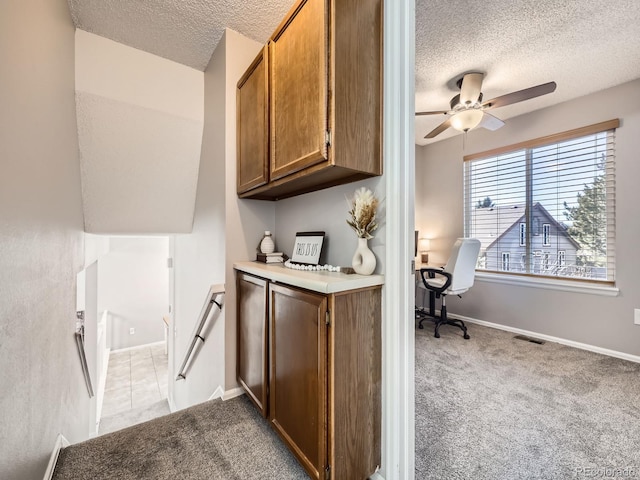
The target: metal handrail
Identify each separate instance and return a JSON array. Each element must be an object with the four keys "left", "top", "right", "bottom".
[
  {"left": 175, "top": 284, "right": 225, "bottom": 381},
  {"left": 75, "top": 313, "right": 94, "bottom": 397}
]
